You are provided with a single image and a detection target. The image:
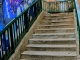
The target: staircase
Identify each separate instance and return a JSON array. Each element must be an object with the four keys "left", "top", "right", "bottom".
[{"left": 20, "top": 12, "right": 77, "bottom": 60}]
